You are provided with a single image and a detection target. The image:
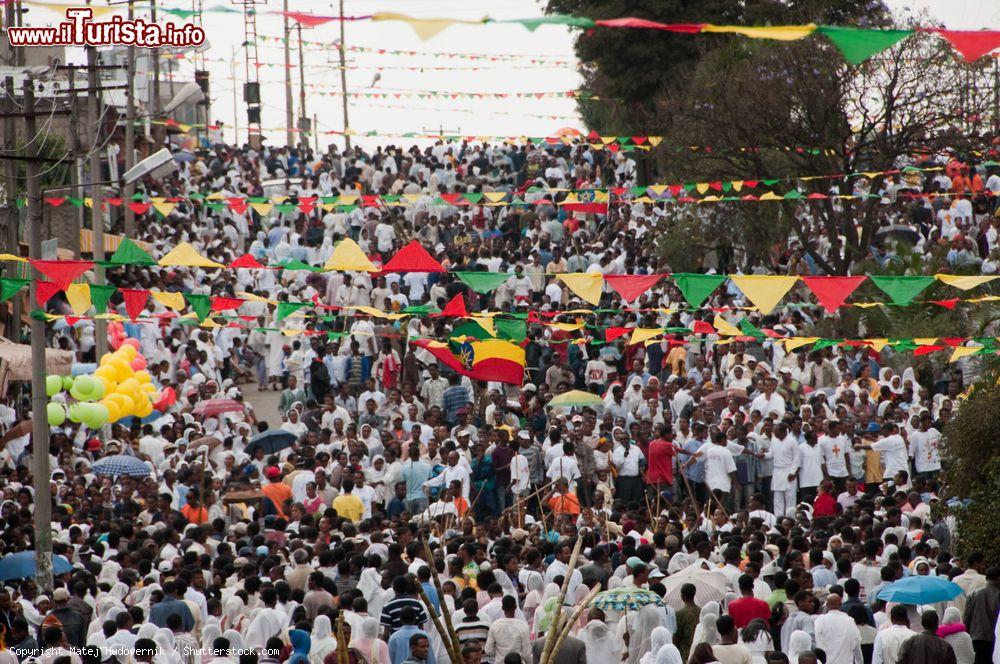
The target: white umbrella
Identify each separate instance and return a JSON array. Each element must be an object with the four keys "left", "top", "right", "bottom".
[{"left": 661, "top": 561, "right": 729, "bottom": 610}]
